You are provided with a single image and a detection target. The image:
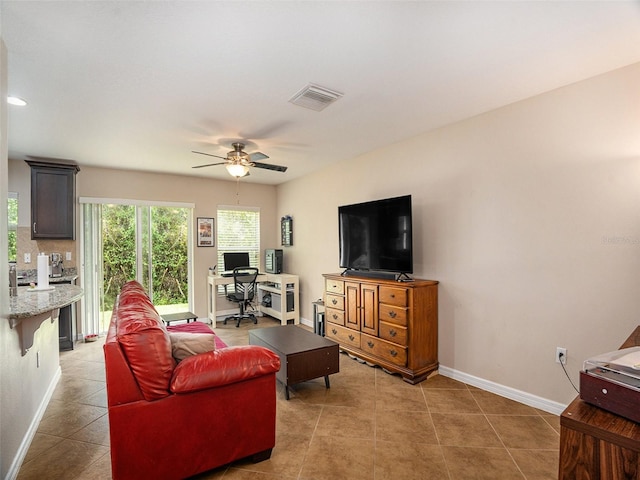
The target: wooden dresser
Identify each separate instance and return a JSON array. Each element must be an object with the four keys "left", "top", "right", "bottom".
[
  {"left": 322, "top": 273, "right": 438, "bottom": 384},
  {"left": 559, "top": 325, "right": 640, "bottom": 479}
]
